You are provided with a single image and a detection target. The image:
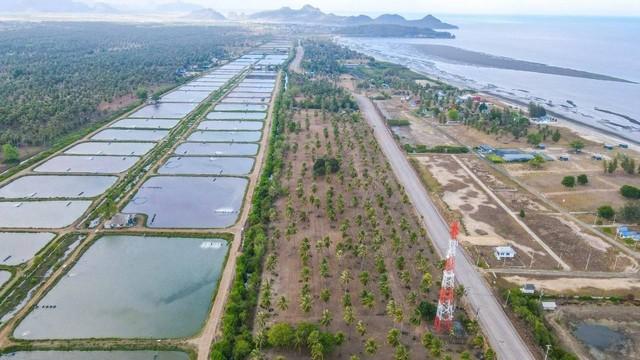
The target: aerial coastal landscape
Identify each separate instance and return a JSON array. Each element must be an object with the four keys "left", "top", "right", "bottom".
[{"left": 0, "top": 1, "right": 639, "bottom": 360}]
